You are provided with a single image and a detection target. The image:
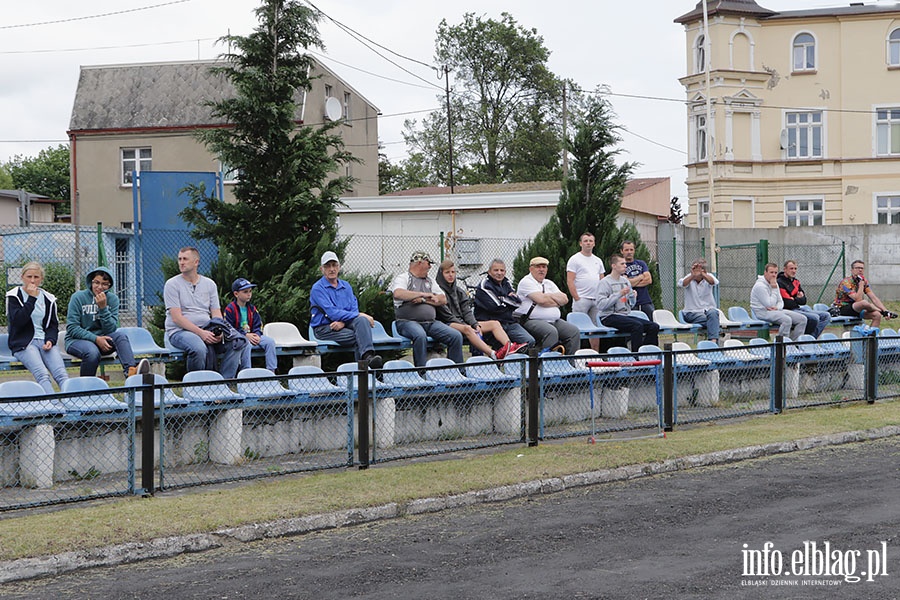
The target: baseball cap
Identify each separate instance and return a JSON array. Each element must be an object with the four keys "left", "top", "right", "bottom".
[
  {"left": 529, "top": 256, "right": 550, "bottom": 266},
  {"left": 320, "top": 251, "right": 340, "bottom": 266},
  {"left": 232, "top": 278, "right": 257, "bottom": 293},
  {"left": 410, "top": 251, "right": 433, "bottom": 264}
]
